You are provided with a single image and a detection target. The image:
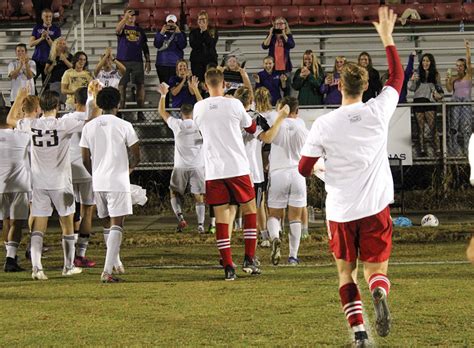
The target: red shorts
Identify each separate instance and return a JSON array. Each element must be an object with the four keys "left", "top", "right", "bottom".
[
  {"left": 206, "top": 175, "right": 255, "bottom": 206},
  {"left": 326, "top": 206, "right": 392, "bottom": 263}
]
